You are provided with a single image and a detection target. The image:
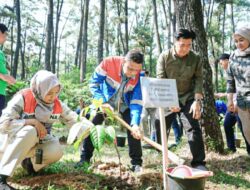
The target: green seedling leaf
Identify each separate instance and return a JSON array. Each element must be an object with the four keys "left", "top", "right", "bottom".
[
  {"left": 73, "top": 127, "right": 90, "bottom": 150},
  {"left": 90, "top": 125, "right": 106, "bottom": 151},
  {"left": 105, "top": 126, "right": 116, "bottom": 144}
]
